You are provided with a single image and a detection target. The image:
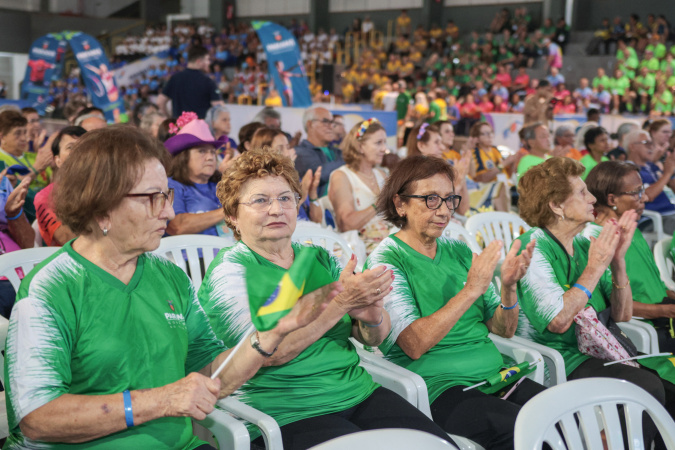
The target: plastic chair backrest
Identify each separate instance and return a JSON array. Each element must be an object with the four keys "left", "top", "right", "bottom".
[
  {"left": 654, "top": 237, "right": 675, "bottom": 291},
  {"left": 514, "top": 378, "right": 675, "bottom": 449},
  {"left": 0, "top": 247, "right": 60, "bottom": 292},
  {"left": 443, "top": 222, "right": 481, "bottom": 254},
  {"left": 465, "top": 212, "right": 530, "bottom": 260},
  {"left": 309, "top": 428, "right": 458, "bottom": 449},
  {"left": 152, "top": 235, "right": 233, "bottom": 290},
  {"left": 292, "top": 222, "right": 354, "bottom": 268},
  {"left": 641, "top": 210, "right": 664, "bottom": 249}
]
